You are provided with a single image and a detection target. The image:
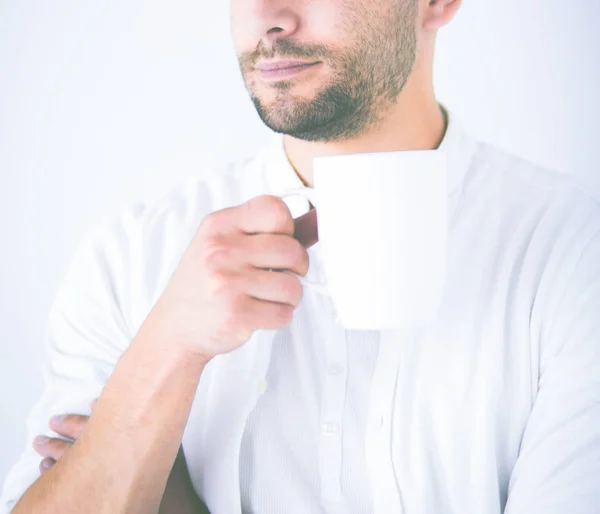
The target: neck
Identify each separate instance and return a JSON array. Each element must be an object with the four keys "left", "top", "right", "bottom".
[{"left": 282, "top": 63, "right": 447, "bottom": 188}]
